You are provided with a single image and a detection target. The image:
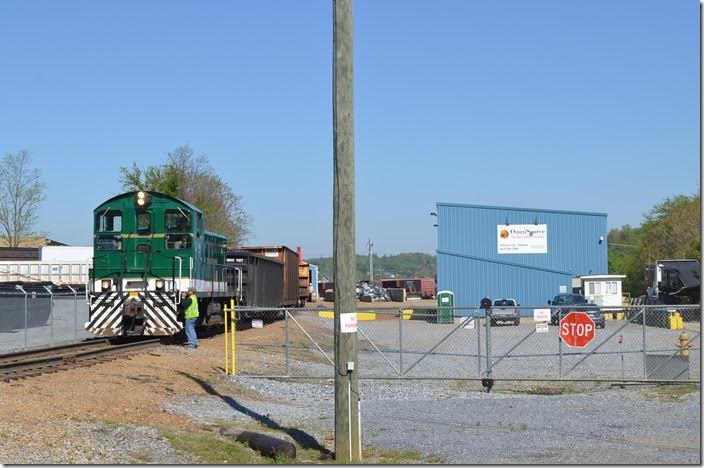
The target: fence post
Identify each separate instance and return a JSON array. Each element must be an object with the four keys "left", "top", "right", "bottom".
[
  {"left": 398, "top": 308, "right": 404, "bottom": 377},
  {"left": 642, "top": 307, "right": 647, "bottom": 380},
  {"left": 16, "top": 285, "right": 28, "bottom": 348},
  {"left": 558, "top": 308, "right": 563, "bottom": 379},
  {"left": 285, "top": 309, "right": 290, "bottom": 377},
  {"left": 66, "top": 285, "right": 78, "bottom": 341},
  {"left": 44, "top": 286, "right": 54, "bottom": 346},
  {"left": 476, "top": 308, "right": 481, "bottom": 377},
  {"left": 485, "top": 309, "right": 492, "bottom": 380},
  {"left": 224, "top": 302, "right": 229, "bottom": 374},
  {"left": 231, "top": 299, "right": 236, "bottom": 375}
]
